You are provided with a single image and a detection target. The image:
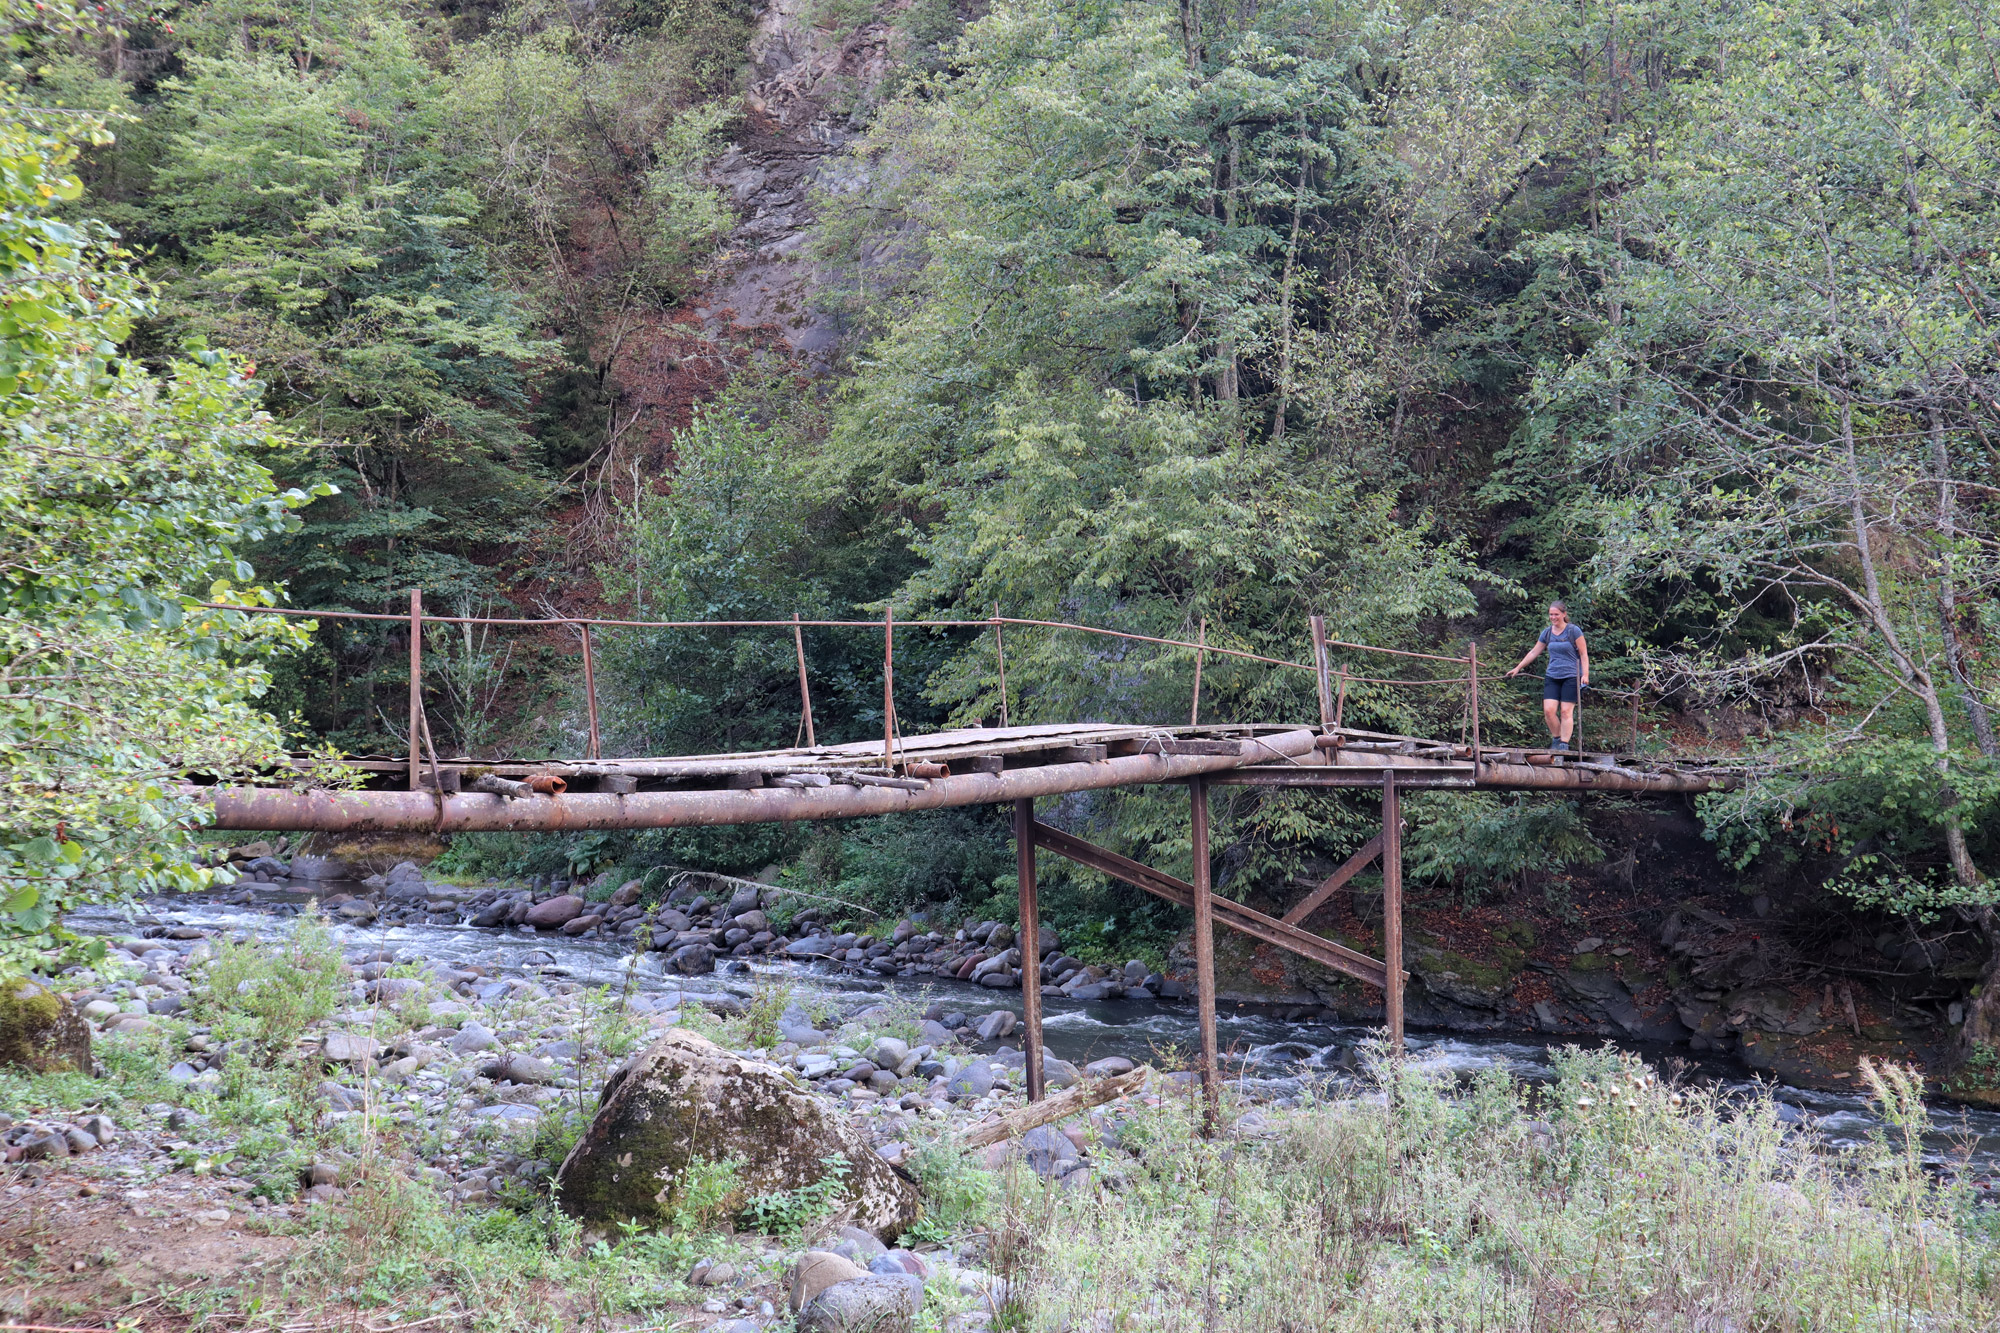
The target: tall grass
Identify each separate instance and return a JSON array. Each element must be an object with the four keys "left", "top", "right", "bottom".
[{"left": 995, "top": 1050, "right": 2000, "bottom": 1331}]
